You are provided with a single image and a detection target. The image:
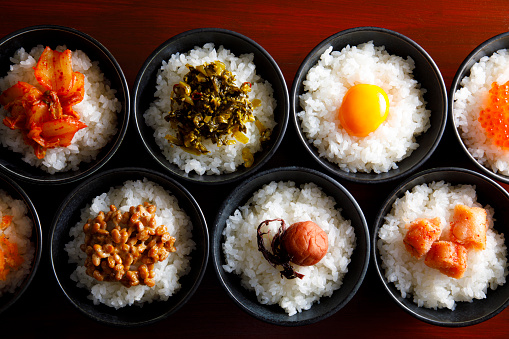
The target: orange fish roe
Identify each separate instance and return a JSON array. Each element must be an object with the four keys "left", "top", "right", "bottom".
[{"left": 478, "top": 81, "right": 509, "bottom": 148}]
